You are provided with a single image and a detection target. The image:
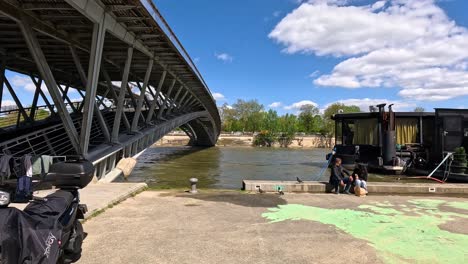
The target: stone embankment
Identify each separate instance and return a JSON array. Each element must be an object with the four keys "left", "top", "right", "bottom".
[{"left": 154, "top": 133, "right": 334, "bottom": 148}]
